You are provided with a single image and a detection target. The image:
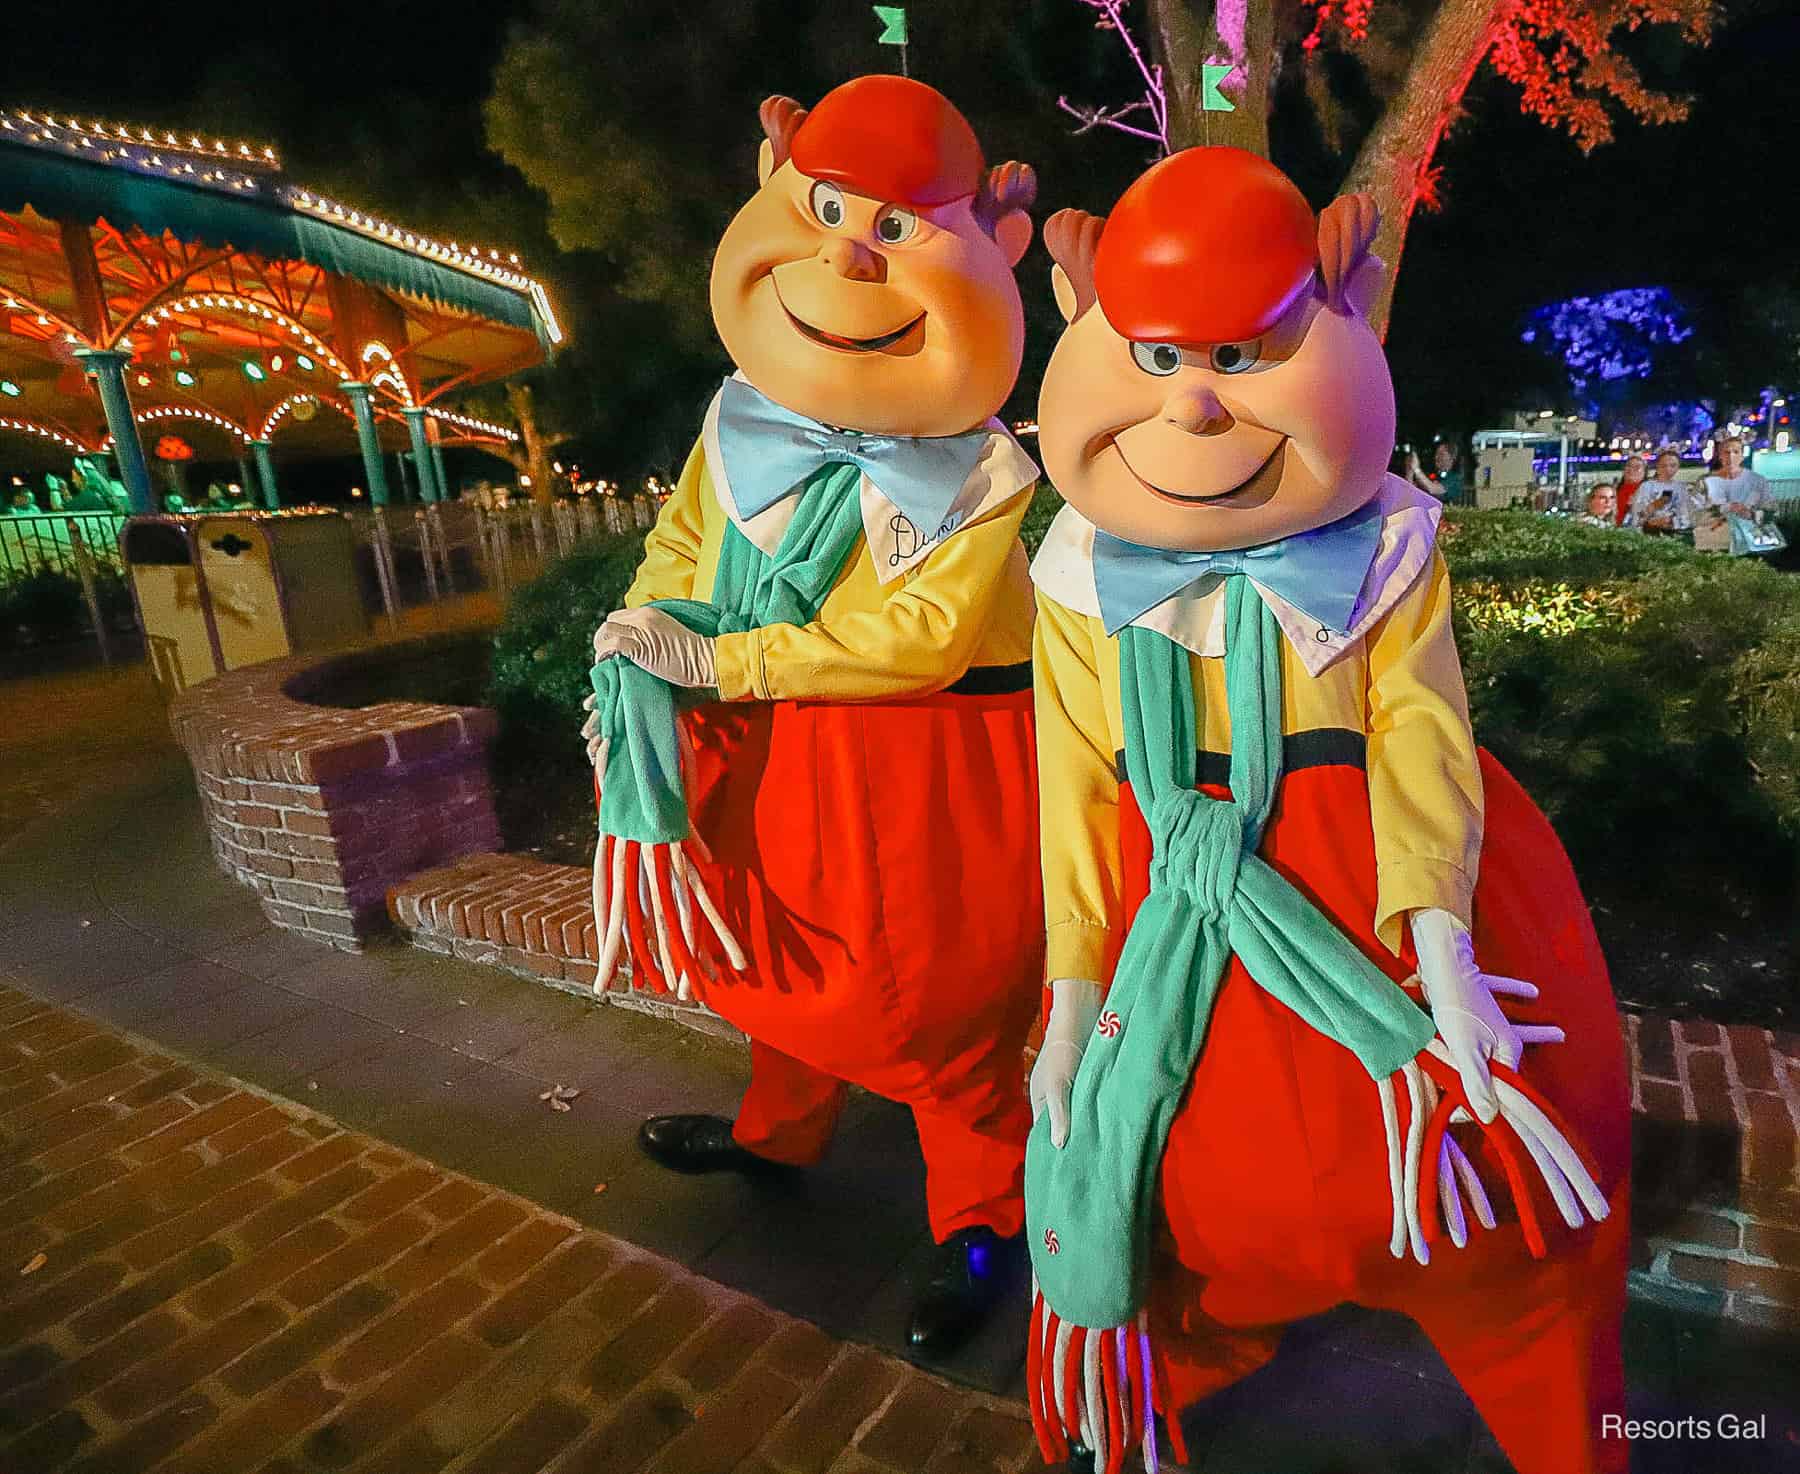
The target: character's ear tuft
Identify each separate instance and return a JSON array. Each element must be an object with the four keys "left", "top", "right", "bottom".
[
  {"left": 1344, "top": 252, "right": 1387, "bottom": 321},
  {"left": 1317, "top": 192, "right": 1380, "bottom": 314},
  {"left": 975, "top": 162, "right": 1037, "bottom": 267},
  {"left": 1043, "top": 209, "right": 1104, "bottom": 320},
  {"left": 975, "top": 161, "right": 1038, "bottom": 230},
  {"left": 759, "top": 95, "right": 809, "bottom": 175}
]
